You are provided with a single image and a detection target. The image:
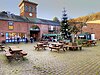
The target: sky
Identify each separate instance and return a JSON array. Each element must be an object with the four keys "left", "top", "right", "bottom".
[{"left": 0, "top": 0, "right": 100, "bottom": 20}]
